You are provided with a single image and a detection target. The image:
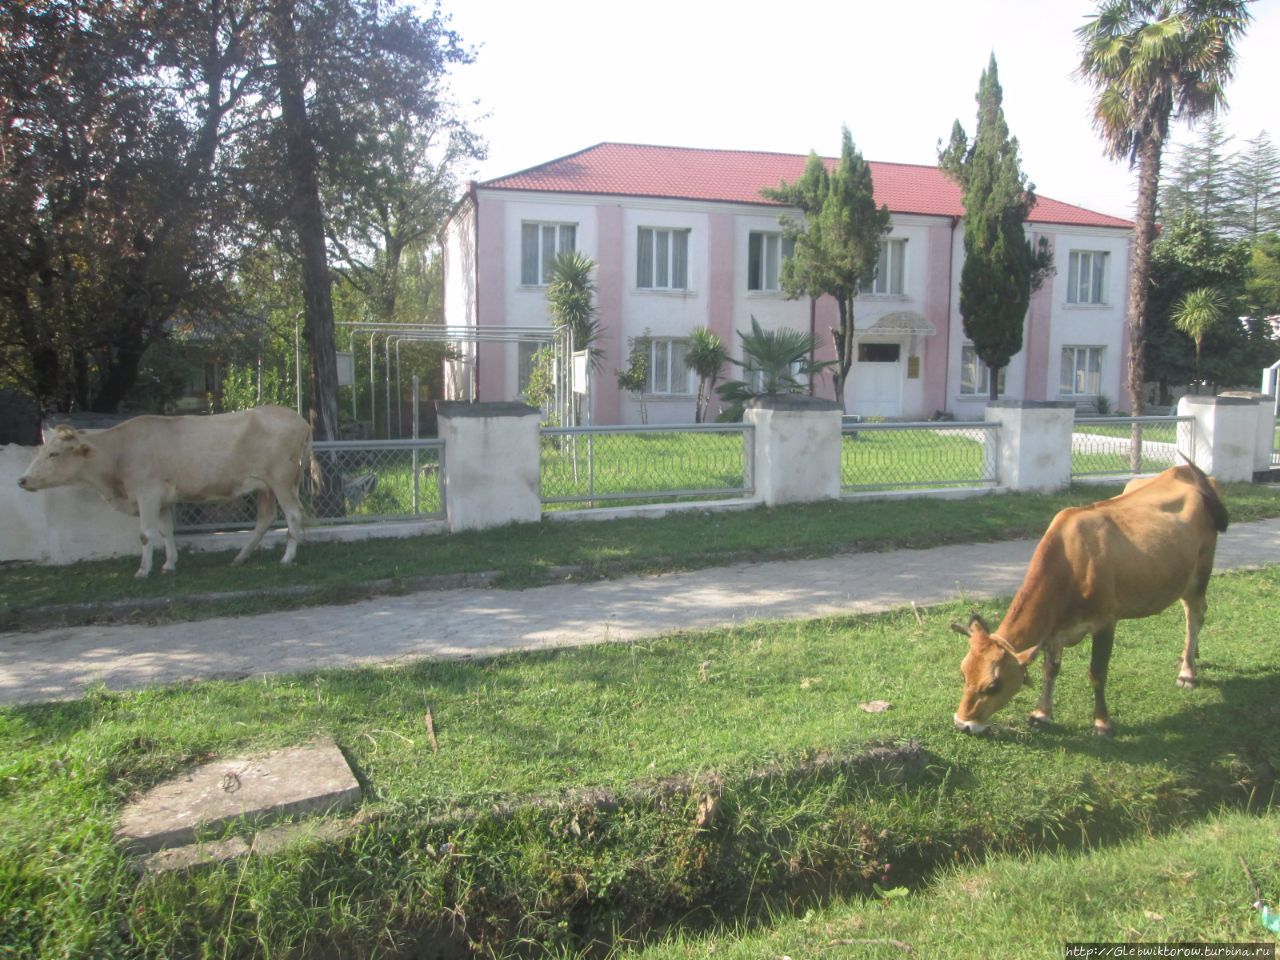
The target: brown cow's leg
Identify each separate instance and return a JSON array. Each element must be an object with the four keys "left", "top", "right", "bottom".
[
  {"left": 1178, "top": 592, "right": 1207, "bottom": 689},
  {"left": 1089, "top": 625, "right": 1116, "bottom": 736},
  {"left": 234, "top": 490, "right": 277, "bottom": 565},
  {"left": 1028, "top": 648, "right": 1061, "bottom": 728}
]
